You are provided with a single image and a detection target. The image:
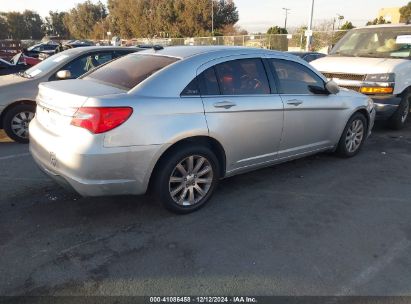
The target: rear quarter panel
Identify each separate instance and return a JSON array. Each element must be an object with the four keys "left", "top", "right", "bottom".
[{"left": 82, "top": 95, "right": 209, "bottom": 148}]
